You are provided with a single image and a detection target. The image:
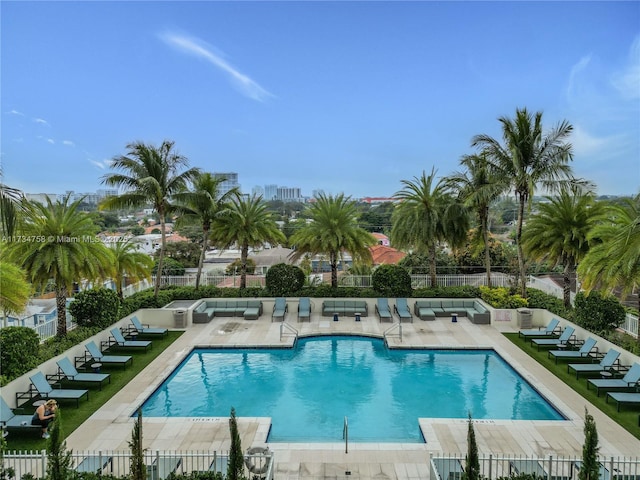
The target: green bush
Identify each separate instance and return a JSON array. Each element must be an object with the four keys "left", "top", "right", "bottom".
[
  {"left": 39, "top": 326, "right": 101, "bottom": 361},
  {"left": 265, "top": 263, "right": 305, "bottom": 296},
  {"left": 479, "top": 286, "right": 528, "bottom": 309},
  {"left": 412, "top": 286, "right": 482, "bottom": 298},
  {"left": 371, "top": 265, "right": 412, "bottom": 297},
  {"left": 525, "top": 288, "right": 570, "bottom": 318},
  {"left": 69, "top": 288, "right": 121, "bottom": 329},
  {"left": 573, "top": 291, "right": 626, "bottom": 334},
  {"left": 0, "top": 327, "right": 40, "bottom": 384},
  {"left": 152, "top": 258, "right": 185, "bottom": 276}
]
